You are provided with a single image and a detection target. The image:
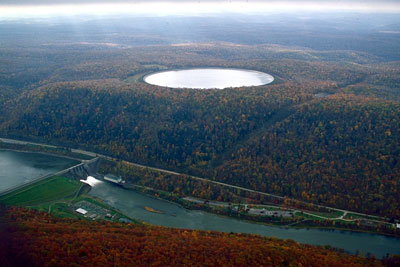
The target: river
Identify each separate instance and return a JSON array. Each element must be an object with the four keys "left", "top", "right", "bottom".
[
  {"left": 1, "top": 150, "right": 399, "bottom": 258},
  {"left": 88, "top": 179, "right": 400, "bottom": 258}
]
